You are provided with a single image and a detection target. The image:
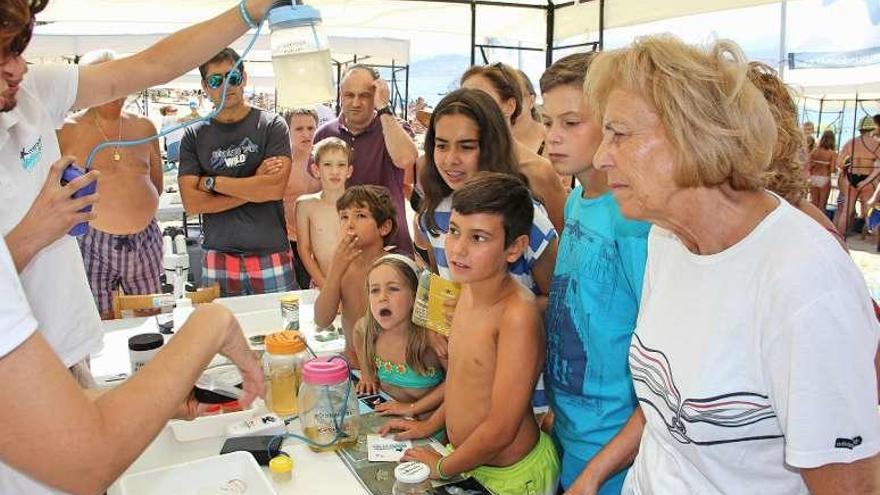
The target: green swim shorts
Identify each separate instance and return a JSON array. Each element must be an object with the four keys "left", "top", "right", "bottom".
[{"left": 461, "top": 432, "right": 560, "bottom": 495}]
